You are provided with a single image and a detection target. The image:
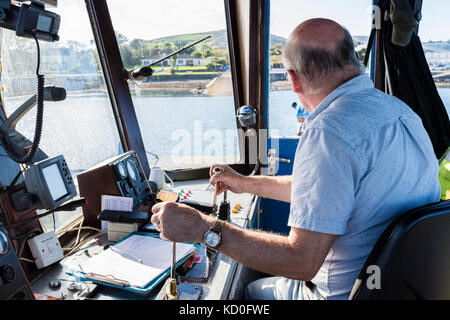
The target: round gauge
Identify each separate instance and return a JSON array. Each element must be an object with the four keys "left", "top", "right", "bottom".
[
  {"left": 117, "top": 162, "right": 127, "bottom": 178},
  {"left": 0, "top": 230, "right": 9, "bottom": 256},
  {"left": 122, "top": 181, "right": 132, "bottom": 194},
  {"left": 127, "top": 160, "right": 138, "bottom": 181}
]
